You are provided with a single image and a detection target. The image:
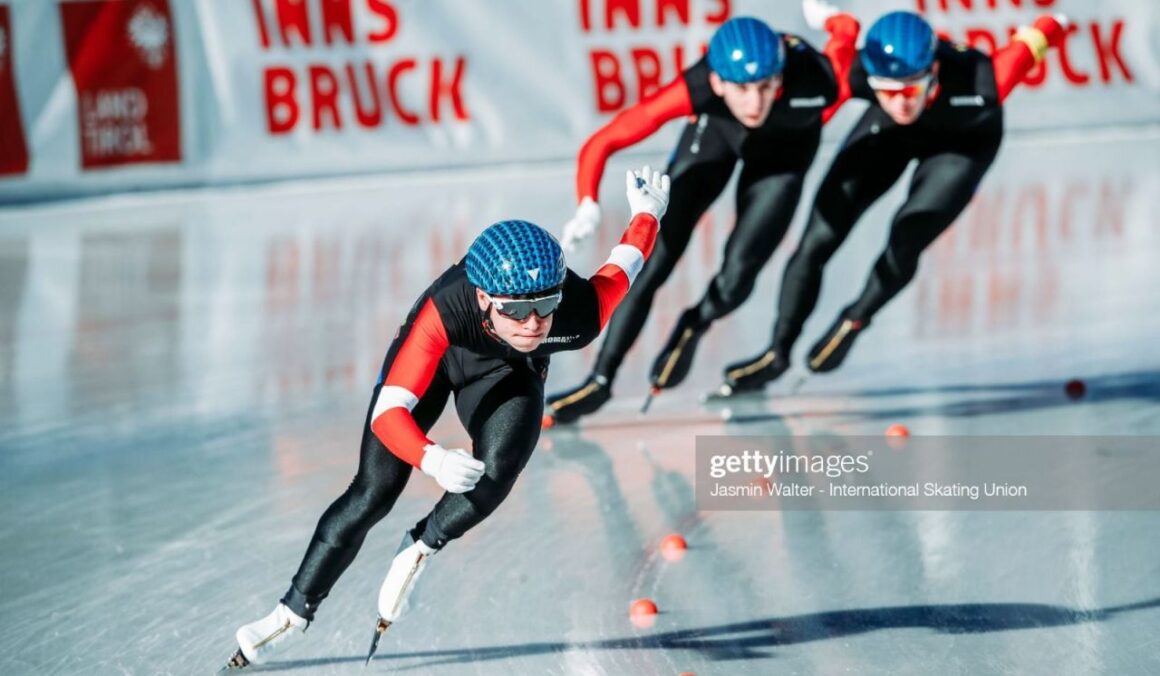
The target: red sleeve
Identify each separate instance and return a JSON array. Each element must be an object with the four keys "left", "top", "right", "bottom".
[
  {"left": 992, "top": 15, "right": 1066, "bottom": 103},
  {"left": 588, "top": 213, "right": 659, "bottom": 328},
  {"left": 576, "top": 80, "right": 693, "bottom": 203},
  {"left": 369, "top": 298, "right": 450, "bottom": 467},
  {"left": 820, "top": 13, "right": 861, "bottom": 125}
]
